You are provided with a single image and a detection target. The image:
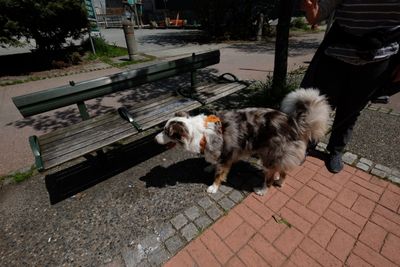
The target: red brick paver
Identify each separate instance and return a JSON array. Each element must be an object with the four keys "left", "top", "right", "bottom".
[{"left": 164, "top": 158, "right": 400, "bottom": 266}]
